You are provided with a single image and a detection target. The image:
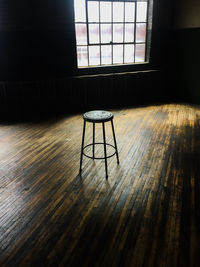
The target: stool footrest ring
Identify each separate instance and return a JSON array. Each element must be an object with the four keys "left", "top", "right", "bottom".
[{"left": 83, "top": 142, "right": 116, "bottom": 160}]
